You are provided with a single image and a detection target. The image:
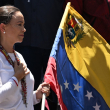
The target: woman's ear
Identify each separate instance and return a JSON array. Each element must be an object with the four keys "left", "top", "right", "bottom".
[{"left": 0, "top": 23, "right": 6, "bottom": 33}]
